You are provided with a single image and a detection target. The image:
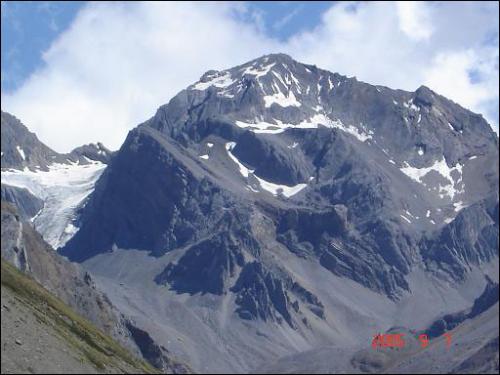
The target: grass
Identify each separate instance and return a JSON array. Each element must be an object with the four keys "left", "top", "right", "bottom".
[{"left": 1, "top": 259, "right": 159, "bottom": 374}]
